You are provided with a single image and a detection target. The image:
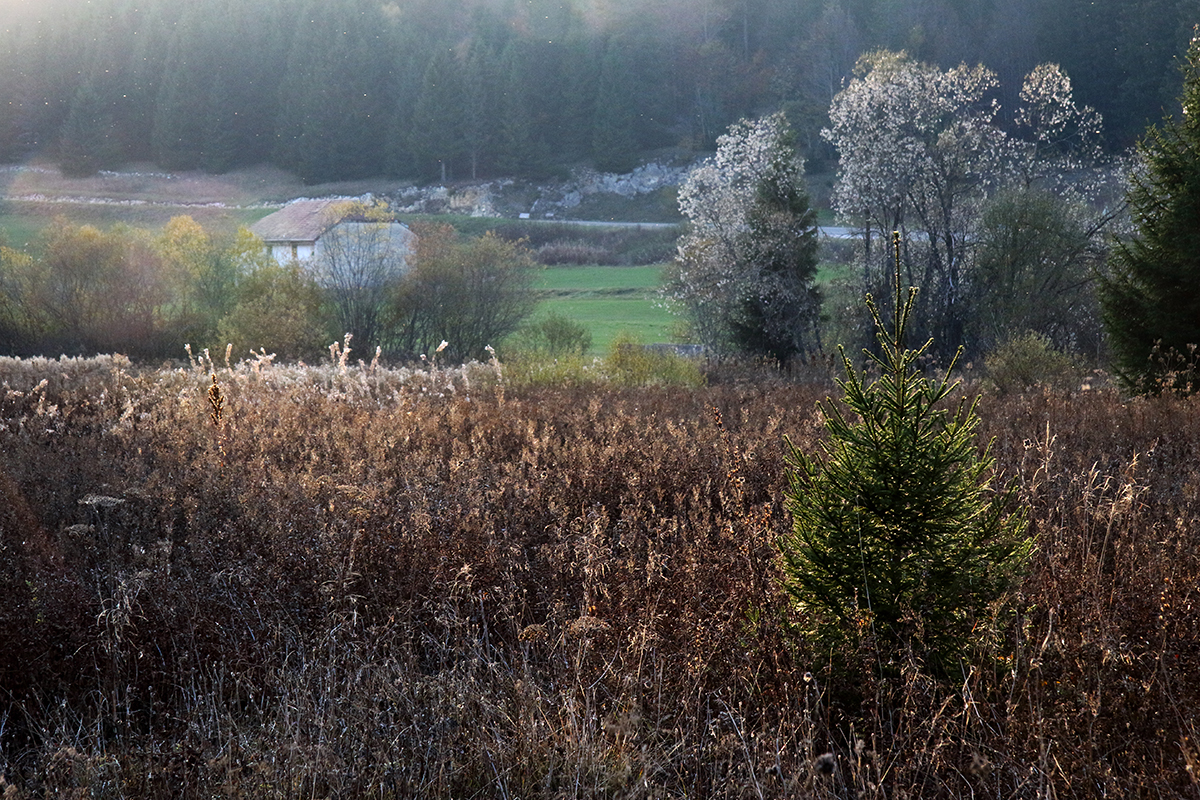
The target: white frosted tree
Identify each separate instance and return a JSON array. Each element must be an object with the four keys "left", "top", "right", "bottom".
[
  {"left": 823, "top": 51, "right": 1006, "bottom": 355},
  {"left": 1013, "top": 62, "right": 1104, "bottom": 179},
  {"left": 667, "top": 112, "right": 820, "bottom": 359},
  {"left": 823, "top": 51, "right": 1107, "bottom": 359}
]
